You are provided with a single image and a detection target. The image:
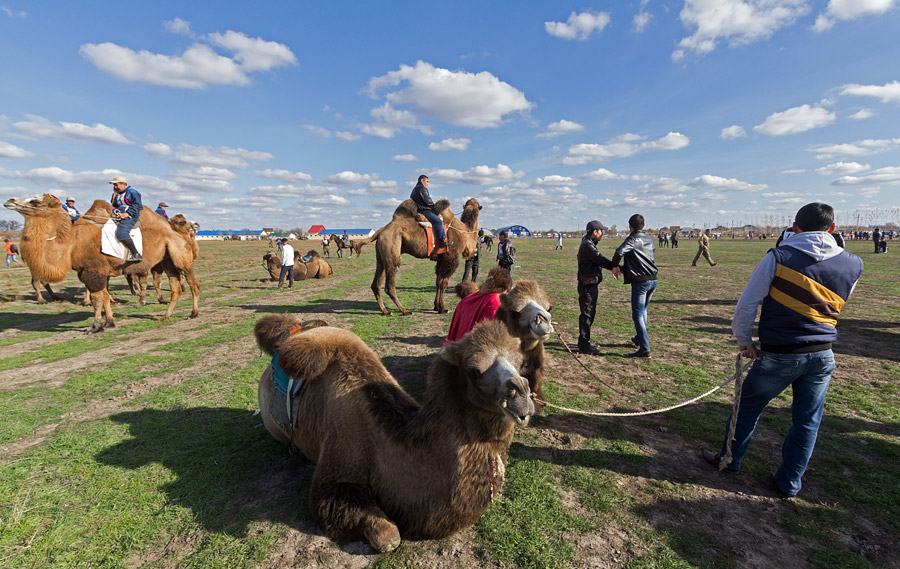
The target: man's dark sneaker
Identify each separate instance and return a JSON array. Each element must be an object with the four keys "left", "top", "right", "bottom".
[
  {"left": 702, "top": 450, "right": 739, "bottom": 473},
  {"left": 630, "top": 335, "right": 639, "bottom": 347},
  {"left": 624, "top": 349, "right": 651, "bottom": 358},
  {"left": 127, "top": 253, "right": 142, "bottom": 262},
  {"left": 578, "top": 344, "right": 600, "bottom": 355},
  {"left": 769, "top": 475, "right": 796, "bottom": 500}
]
